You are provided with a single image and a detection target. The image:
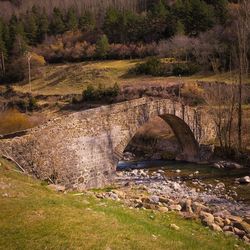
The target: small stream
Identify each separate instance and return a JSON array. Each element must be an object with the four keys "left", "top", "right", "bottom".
[{"left": 117, "top": 160, "right": 250, "bottom": 206}]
